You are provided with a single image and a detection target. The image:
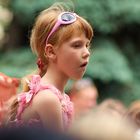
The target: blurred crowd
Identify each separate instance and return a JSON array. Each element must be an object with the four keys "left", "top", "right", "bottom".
[{"left": 1, "top": 72, "right": 140, "bottom": 140}]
